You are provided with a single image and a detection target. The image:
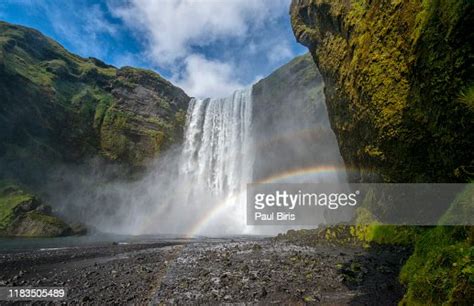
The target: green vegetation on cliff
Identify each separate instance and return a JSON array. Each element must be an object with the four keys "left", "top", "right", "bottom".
[
  {"left": 400, "top": 226, "right": 473, "bottom": 304},
  {"left": 0, "top": 21, "right": 190, "bottom": 186},
  {"left": 290, "top": 0, "right": 473, "bottom": 303},
  {"left": 291, "top": 0, "right": 473, "bottom": 183},
  {"left": 0, "top": 21, "right": 190, "bottom": 236}
]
